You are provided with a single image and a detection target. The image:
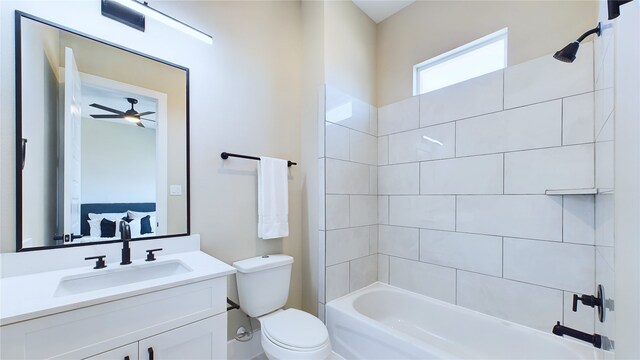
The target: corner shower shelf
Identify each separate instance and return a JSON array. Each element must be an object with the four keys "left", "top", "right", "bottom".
[{"left": 544, "top": 188, "right": 599, "bottom": 195}]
